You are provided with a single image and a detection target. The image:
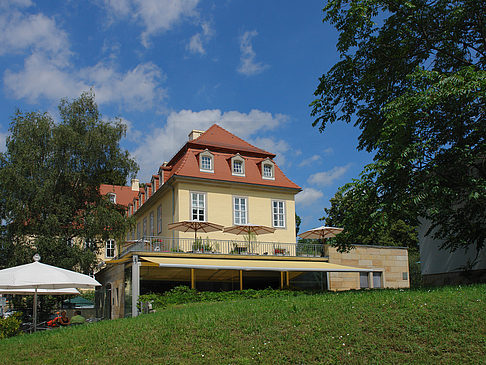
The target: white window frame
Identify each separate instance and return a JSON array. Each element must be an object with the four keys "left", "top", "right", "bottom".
[
  {"left": 233, "top": 196, "right": 248, "bottom": 225},
  {"left": 272, "top": 200, "right": 286, "bottom": 228},
  {"left": 157, "top": 205, "right": 162, "bottom": 234},
  {"left": 150, "top": 211, "right": 154, "bottom": 236},
  {"left": 143, "top": 217, "right": 147, "bottom": 236},
  {"left": 137, "top": 223, "right": 141, "bottom": 239},
  {"left": 231, "top": 154, "right": 245, "bottom": 176},
  {"left": 107, "top": 193, "right": 116, "bottom": 204},
  {"left": 262, "top": 159, "right": 275, "bottom": 180},
  {"left": 199, "top": 150, "right": 214, "bottom": 173},
  {"left": 105, "top": 239, "right": 115, "bottom": 258},
  {"left": 190, "top": 192, "right": 206, "bottom": 222}
]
